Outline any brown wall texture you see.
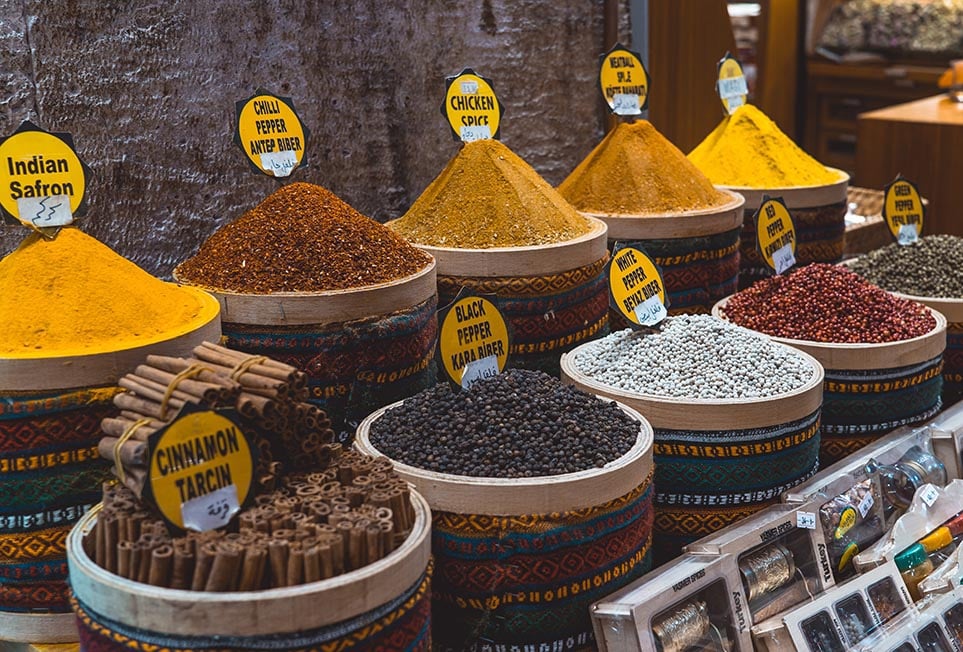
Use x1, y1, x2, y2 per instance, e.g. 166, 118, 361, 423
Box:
0, 0, 628, 276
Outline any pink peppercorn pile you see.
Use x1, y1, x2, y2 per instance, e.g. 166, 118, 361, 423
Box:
721, 263, 935, 343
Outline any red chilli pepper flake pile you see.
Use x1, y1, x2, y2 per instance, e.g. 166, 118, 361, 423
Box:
722, 263, 935, 343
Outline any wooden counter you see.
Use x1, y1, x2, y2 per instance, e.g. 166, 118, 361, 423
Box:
857, 94, 963, 235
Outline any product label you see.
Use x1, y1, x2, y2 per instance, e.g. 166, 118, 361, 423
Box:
442, 69, 504, 142
883, 176, 924, 245
857, 491, 875, 518
717, 52, 749, 115
797, 511, 817, 530
609, 244, 668, 327
0, 121, 89, 232
598, 43, 649, 116
754, 196, 797, 275
920, 484, 940, 507
835, 506, 857, 539
144, 405, 256, 532
235, 90, 308, 178
438, 293, 510, 389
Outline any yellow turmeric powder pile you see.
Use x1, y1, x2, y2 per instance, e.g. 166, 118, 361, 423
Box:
559, 120, 729, 215
389, 139, 591, 248
688, 104, 841, 188
0, 228, 215, 357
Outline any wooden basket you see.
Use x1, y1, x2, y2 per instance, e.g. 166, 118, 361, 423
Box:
580, 189, 745, 241
559, 343, 824, 431
68, 491, 431, 638
0, 611, 78, 644
355, 399, 653, 515
389, 216, 609, 278
712, 297, 947, 371
0, 286, 221, 392
173, 258, 437, 327
719, 168, 850, 210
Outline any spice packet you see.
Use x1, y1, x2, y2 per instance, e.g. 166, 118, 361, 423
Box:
855, 480, 963, 574
591, 554, 751, 652
687, 503, 835, 622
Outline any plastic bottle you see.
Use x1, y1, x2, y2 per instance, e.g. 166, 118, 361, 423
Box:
895, 543, 934, 601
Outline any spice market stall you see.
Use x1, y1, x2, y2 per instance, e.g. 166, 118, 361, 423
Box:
388, 140, 610, 375
356, 369, 654, 651
689, 105, 849, 287
561, 314, 824, 564
715, 263, 947, 465
175, 182, 438, 438
559, 120, 745, 320
0, 228, 220, 642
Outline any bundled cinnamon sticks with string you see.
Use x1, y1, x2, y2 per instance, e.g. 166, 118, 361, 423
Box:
83, 449, 417, 591
99, 342, 335, 495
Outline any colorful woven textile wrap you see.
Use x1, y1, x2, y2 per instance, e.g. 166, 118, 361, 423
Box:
609, 229, 741, 330
820, 356, 944, 466
652, 410, 821, 565
430, 477, 653, 652
223, 296, 438, 436
72, 564, 432, 651
0, 386, 117, 613
739, 201, 846, 288
943, 323, 963, 405
437, 257, 609, 376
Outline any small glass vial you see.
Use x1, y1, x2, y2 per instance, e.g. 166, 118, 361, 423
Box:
895, 543, 935, 602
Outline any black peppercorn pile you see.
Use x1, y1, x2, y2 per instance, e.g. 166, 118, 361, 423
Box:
368, 369, 640, 478
847, 235, 963, 298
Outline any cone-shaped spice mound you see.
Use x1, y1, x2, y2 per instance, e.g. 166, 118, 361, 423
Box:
0, 228, 212, 357
389, 139, 591, 248
176, 182, 432, 293
689, 104, 840, 188
559, 120, 729, 214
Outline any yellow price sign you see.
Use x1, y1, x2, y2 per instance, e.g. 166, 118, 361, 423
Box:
883, 176, 924, 245
755, 196, 797, 275
598, 43, 649, 116
438, 294, 510, 389
0, 121, 89, 232
442, 69, 504, 142
235, 90, 308, 178
608, 245, 668, 327
717, 52, 749, 115
145, 406, 256, 531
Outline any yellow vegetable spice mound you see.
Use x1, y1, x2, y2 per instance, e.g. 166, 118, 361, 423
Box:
390, 139, 591, 248
0, 228, 213, 357
559, 120, 730, 215
688, 104, 840, 188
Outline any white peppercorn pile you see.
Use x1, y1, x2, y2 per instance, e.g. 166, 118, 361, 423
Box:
846, 235, 963, 298
575, 315, 814, 399
367, 369, 639, 478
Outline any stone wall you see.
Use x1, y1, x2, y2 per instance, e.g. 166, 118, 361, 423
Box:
0, 0, 627, 276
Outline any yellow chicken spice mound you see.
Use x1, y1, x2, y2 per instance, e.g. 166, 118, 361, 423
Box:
0, 228, 213, 357
389, 139, 592, 248
559, 120, 730, 214
688, 104, 841, 188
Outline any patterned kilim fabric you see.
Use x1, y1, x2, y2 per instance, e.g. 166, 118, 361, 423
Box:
609, 228, 741, 326
943, 323, 963, 404
437, 257, 610, 376
431, 478, 654, 652
223, 296, 438, 436
652, 410, 821, 565
0, 386, 117, 613
739, 201, 846, 288
819, 356, 944, 466
72, 564, 432, 651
